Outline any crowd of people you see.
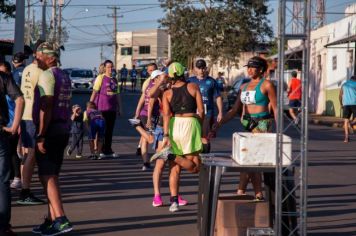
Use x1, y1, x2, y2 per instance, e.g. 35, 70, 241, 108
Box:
0, 35, 312, 235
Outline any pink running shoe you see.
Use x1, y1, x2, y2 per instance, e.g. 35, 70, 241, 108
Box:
152, 195, 163, 207
170, 195, 188, 206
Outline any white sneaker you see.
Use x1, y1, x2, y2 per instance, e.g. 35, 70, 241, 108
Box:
111, 153, 119, 158
128, 118, 141, 127
10, 178, 22, 189
169, 202, 179, 212
150, 146, 172, 162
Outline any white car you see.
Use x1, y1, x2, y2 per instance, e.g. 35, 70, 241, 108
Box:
70, 69, 94, 92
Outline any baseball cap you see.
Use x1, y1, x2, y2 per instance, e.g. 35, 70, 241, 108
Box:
12, 52, 28, 64
168, 62, 185, 78
244, 56, 268, 72
151, 70, 164, 79
195, 59, 207, 69
72, 104, 81, 109
37, 42, 59, 58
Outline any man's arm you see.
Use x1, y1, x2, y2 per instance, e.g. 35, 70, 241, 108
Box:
38, 96, 53, 137
216, 96, 223, 122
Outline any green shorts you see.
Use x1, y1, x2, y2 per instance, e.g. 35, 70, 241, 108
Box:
169, 117, 202, 155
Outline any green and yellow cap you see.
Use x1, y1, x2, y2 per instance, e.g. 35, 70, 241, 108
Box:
168, 62, 185, 78
37, 42, 59, 58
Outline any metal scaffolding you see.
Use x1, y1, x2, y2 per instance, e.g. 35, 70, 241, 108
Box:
276, 0, 311, 236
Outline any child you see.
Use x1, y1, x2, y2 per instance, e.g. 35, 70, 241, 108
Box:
84, 101, 106, 159
67, 104, 84, 158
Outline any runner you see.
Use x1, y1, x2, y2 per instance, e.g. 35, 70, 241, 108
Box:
287, 71, 301, 125
187, 59, 223, 153
130, 65, 138, 92
129, 69, 189, 207
9, 53, 27, 191
119, 64, 128, 91
32, 42, 73, 235
18, 42, 46, 205
150, 62, 204, 212
132, 63, 159, 171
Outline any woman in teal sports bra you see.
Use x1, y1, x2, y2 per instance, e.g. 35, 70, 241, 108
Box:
211, 56, 277, 200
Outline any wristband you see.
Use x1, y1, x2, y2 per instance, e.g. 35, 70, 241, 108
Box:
163, 134, 169, 138
36, 134, 46, 141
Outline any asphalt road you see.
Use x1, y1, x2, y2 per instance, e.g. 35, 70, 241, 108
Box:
10, 90, 356, 235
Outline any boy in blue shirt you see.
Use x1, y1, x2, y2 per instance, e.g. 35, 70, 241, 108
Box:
130, 65, 138, 92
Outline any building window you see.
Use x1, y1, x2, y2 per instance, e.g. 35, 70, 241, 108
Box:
139, 46, 150, 54
332, 56, 337, 70
121, 47, 132, 56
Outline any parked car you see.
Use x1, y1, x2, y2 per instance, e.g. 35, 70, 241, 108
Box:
70, 69, 94, 92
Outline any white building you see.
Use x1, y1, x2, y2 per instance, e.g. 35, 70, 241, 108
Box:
290, 4, 356, 116
311, 4, 356, 116
116, 29, 168, 69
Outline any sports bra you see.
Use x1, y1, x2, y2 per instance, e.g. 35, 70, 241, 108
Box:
170, 84, 197, 115
240, 78, 269, 106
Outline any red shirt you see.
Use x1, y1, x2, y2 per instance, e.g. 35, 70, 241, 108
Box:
288, 78, 301, 100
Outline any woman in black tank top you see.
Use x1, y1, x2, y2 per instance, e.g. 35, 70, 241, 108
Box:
149, 62, 204, 211
170, 84, 197, 115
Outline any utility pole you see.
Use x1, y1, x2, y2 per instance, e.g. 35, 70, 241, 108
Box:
167, 7, 172, 59
114, 7, 117, 69
108, 6, 119, 69
13, 0, 25, 54
51, 0, 57, 44
58, 0, 63, 48
25, 0, 31, 45
41, 0, 47, 40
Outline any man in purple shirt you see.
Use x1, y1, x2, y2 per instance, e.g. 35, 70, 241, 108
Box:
33, 42, 73, 235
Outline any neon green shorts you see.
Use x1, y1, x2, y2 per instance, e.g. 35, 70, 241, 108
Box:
169, 117, 202, 155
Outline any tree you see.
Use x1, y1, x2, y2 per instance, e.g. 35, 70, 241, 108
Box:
0, 0, 15, 18
160, 0, 273, 68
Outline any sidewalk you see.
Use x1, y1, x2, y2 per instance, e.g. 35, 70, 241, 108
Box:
309, 113, 344, 128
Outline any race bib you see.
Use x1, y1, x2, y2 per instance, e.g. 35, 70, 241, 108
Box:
240, 91, 256, 105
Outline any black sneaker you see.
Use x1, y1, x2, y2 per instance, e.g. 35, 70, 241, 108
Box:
32, 217, 52, 234
89, 154, 98, 160
41, 217, 73, 236
17, 193, 45, 205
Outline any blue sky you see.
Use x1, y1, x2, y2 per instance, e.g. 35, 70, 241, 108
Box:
0, 0, 355, 69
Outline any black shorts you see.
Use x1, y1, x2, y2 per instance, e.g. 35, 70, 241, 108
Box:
289, 99, 301, 108
36, 133, 69, 176
343, 105, 356, 119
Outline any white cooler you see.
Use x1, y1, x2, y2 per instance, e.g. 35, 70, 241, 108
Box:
232, 132, 292, 166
